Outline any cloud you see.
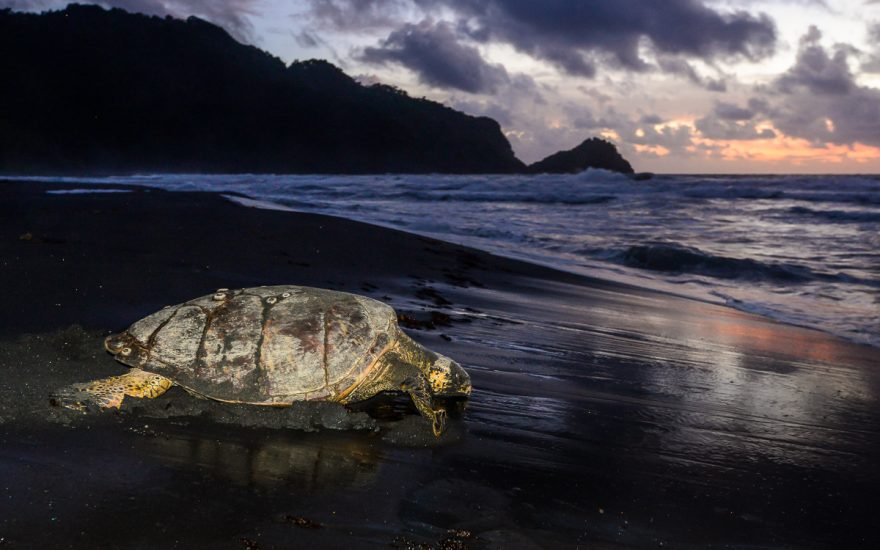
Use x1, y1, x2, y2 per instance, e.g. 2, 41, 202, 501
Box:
656, 56, 727, 91
306, 0, 407, 31
860, 22, 880, 72
309, 0, 777, 78
433, 0, 776, 75
452, 0, 776, 67
694, 115, 775, 140
1, 1, 259, 41
447, 74, 544, 124
359, 18, 509, 93
295, 30, 321, 48
761, 26, 880, 145
625, 120, 698, 154
0, 0, 56, 10
714, 101, 755, 120
442, 73, 632, 163
775, 26, 854, 95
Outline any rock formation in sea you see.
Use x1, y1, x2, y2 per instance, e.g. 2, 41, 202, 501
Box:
527, 138, 634, 174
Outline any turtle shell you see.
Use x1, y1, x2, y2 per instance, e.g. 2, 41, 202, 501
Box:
105, 285, 399, 403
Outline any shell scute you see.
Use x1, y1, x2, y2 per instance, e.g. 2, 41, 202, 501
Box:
194, 293, 264, 391
259, 296, 328, 397
128, 305, 176, 347
149, 305, 207, 373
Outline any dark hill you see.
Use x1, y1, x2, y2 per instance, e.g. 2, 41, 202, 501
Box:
0, 5, 633, 175
528, 138, 634, 174
0, 5, 525, 174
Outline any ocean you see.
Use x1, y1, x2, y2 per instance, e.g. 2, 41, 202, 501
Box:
28, 172, 880, 348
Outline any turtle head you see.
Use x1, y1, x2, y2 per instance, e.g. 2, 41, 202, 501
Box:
104, 333, 141, 364
427, 354, 472, 398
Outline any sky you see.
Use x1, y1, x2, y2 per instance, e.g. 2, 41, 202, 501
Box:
5, 0, 880, 173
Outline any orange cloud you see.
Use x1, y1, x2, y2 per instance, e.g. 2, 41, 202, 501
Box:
646, 118, 880, 166
634, 144, 671, 157
697, 134, 880, 165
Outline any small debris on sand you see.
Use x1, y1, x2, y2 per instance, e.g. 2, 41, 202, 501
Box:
397, 311, 453, 330
415, 286, 453, 306
281, 515, 322, 529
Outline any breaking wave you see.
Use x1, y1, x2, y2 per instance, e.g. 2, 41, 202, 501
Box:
384, 190, 618, 205
604, 243, 878, 288
612, 244, 815, 282
787, 206, 880, 223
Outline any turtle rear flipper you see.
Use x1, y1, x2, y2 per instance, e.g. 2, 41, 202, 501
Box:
52, 368, 173, 411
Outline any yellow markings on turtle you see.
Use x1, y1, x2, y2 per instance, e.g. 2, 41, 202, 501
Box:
427, 356, 454, 393
428, 368, 450, 393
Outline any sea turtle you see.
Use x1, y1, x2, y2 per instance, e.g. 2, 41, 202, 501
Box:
53, 285, 471, 436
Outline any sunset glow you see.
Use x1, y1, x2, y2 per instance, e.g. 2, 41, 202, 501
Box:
707, 136, 880, 165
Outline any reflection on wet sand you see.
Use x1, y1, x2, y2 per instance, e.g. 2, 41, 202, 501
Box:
452, 280, 880, 476
636, 299, 878, 467
136, 429, 384, 491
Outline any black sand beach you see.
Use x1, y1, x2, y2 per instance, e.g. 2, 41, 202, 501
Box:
1, 180, 879, 549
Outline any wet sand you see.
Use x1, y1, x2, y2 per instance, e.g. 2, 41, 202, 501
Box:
1, 180, 879, 548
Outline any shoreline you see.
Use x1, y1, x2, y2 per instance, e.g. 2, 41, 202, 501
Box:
7, 174, 878, 350
2, 180, 879, 548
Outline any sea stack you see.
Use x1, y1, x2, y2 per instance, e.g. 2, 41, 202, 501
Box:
527, 138, 634, 174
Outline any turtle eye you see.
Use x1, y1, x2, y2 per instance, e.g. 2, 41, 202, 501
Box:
120, 347, 132, 356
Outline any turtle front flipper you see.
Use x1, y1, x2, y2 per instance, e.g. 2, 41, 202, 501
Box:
52, 368, 173, 411
400, 376, 448, 437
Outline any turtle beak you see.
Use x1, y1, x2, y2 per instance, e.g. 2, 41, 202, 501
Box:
104, 333, 128, 355
447, 359, 471, 397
